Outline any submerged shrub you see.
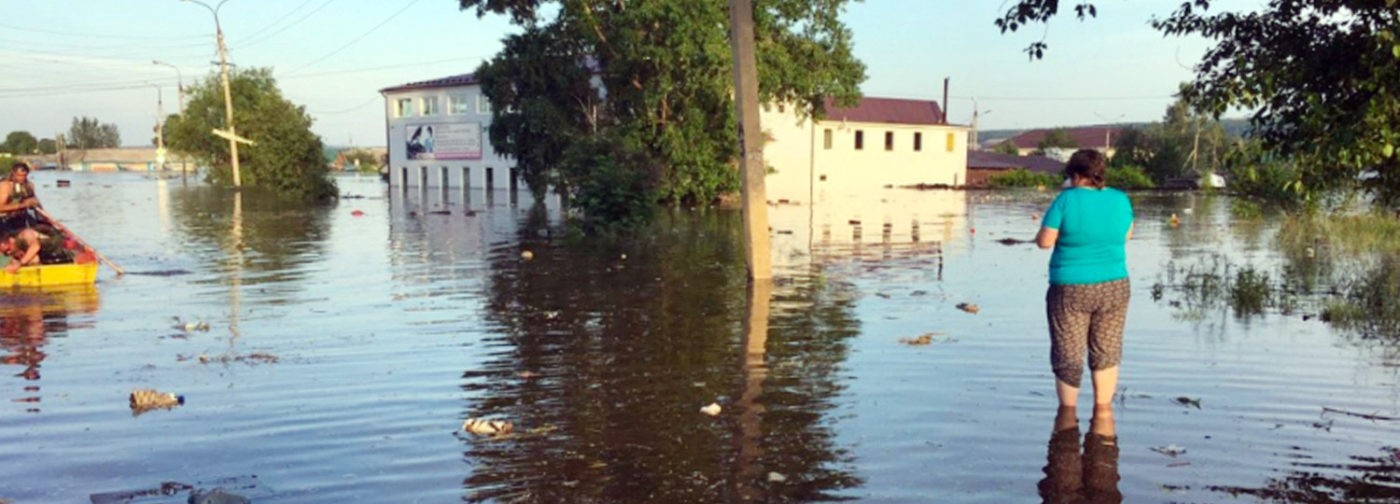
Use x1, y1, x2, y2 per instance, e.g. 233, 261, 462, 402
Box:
1105, 165, 1155, 190
988, 168, 1060, 188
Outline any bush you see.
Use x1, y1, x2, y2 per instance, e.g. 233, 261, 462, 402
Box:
559, 132, 659, 233
1105, 165, 1155, 190
988, 168, 1061, 188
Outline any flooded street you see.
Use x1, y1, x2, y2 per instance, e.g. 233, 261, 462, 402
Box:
1, 172, 1396, 503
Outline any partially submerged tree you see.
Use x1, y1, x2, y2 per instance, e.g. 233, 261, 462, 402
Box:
165, 67, 336, 200
998, 0, 1400, 207
1036, 127, 1078, 153
461, 0, 866, 226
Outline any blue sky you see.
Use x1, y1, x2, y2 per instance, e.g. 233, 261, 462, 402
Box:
0, 0, 1239, 148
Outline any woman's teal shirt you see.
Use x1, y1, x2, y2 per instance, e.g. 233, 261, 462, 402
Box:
1041, 187, 1133, 285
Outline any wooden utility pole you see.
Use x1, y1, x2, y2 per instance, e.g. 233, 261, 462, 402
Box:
728, 0, 771, 281
187, 0, 241, 187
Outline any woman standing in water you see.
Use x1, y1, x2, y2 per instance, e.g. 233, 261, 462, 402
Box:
1035, 149, 1134, 413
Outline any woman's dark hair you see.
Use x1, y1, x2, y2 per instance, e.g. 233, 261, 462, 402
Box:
1064, 149, 1107, 189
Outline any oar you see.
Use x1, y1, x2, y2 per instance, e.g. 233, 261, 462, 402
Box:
34, 207, 125, 276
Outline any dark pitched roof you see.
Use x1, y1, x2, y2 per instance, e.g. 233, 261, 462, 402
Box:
967, 151, 1064, 175
1002, 127, 1120, 150
379, 73, 478, 94
823, 97, 946, 126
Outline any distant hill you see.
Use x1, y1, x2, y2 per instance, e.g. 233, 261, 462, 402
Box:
980, 118, 1254, 146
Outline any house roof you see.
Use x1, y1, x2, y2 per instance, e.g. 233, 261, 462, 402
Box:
380, 73, 478, 94
823, 97, 946, 126
1002, 127, 1120, 150
967, 151, 1064, 175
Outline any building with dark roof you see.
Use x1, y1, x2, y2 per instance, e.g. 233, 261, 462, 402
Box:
995, 126, 1121, 157
965, 151, 1064, 188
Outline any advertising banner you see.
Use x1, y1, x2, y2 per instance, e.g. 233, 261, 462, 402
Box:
406, 122, 481, 160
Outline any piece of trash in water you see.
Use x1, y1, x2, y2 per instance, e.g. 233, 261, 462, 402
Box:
898, 333, 939, 346
176, 320, 210, 332
521, 250, 535, 260
1169, 213, 1181, 227
462, 418, 514, 436
1151, 444, 1187, 457
57, 179, 72, 188
620, 253, 628, 260
700, 402, 722, 416
767, 472, 787, 483
1032, 213, 1040, 220
956, 302, 980, 314
995, 237, 1028, 246
130, 388, 185, 414
1174, 396, 1202, 409
351, 209, 365, 217
518, 370, 539, 379
90, 475, 265, 504
875, 292, 891, 299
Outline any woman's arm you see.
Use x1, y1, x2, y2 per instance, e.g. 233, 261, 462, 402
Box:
1036, 226, 1059, 249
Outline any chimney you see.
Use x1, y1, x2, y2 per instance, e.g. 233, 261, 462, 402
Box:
942, 77, 950, 124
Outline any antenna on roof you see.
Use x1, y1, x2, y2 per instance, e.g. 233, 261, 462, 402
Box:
942, 77, 950, 124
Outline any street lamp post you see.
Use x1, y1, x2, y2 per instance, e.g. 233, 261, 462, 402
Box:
1095, 112, 1126, 153
182, 0, 240, 188
152, 60, 184, 111
150, 84, 166, 170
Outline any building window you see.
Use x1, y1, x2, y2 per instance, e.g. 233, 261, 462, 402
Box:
477, 95, 491, 114
914, 132, 923, 151
823, 129, 833, 150
448, 95, 470, 114
395, 98, 414, 118
855, 130, 864, 150
420, 97, 440, 116
884, 131, 894, 151
946, 132, 955, 152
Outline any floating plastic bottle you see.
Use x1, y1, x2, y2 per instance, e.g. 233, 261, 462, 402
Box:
130, 389, 185, 414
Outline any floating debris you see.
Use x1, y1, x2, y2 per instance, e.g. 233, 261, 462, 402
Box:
1174, 396, 1202, 409
956, 302, 980, 314
176, 320, 210, 332
1151, 444, 1187, 457
189, 488, 251, 504
130, 388, 184, 415
521, 250, 535, 260
462, 418, 514, 436
898, 333, 940, 346
767, 472, 787, 483
995, 237, 1029, 246
1169, 213, 1181, 228
351, 210, 365, 217
700, 402, 722, 416
517, 370, 539, 379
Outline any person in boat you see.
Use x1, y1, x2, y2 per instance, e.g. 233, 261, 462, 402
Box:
0, 228, 77, 273
0, 162, 43, 237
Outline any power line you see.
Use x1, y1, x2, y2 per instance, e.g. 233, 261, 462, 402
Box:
232, 0, 340, 50
949, 94, 1170, 102
283, 0, 424, 76
0, 21, 206, 41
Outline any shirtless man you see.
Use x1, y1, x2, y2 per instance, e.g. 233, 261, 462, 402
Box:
0, 162, 41, 237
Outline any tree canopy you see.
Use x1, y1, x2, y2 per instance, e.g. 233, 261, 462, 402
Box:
165, 67, 336, 200
461, 0, 866, 226
2, 131, 38, 155
67, 117, 120, 149
999, 0, 1400, 207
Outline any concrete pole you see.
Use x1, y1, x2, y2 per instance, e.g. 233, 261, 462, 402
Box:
728, 0, 771, 281
216, 22, 240, 187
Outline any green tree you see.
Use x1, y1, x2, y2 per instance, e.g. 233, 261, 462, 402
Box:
460, 0, 867, 226
67, 117, 120, 149
165, 67, 336, 199
1036, 127, 1078, 153
37, 138, 56, 155
1144, 96, 1227, 183
998, 0, 1400, 207
991, 141, 1021, 156
1110, 126, 1153, 168
2, 131, 38, 154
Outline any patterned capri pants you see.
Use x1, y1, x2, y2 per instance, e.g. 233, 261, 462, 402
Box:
1046, 278, 1130, 387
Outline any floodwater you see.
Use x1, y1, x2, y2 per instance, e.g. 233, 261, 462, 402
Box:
1, 172, 1396, 503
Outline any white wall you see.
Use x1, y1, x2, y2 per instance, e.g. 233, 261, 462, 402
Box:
383, 84, 516, 191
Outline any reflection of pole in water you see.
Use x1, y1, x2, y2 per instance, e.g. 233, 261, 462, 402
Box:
156, 178, 171, 234
229, 191, 243, 344
732, 279, 772, 501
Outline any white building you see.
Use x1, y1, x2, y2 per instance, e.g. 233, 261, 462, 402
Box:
380, 74, 969, 214
380, 74, 519, 192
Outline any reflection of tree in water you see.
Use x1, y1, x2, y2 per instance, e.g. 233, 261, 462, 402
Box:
0, 287, 98, 413
460, 211, 861, 502
1206, 445, 1400, 502
169, 186, 332, 285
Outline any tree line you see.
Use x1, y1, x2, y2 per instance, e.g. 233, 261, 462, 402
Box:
2, 117, 123, 156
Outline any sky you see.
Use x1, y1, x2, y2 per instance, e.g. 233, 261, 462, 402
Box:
0, 0, 1247, 149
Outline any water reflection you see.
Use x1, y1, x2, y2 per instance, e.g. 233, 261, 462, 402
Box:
169, 186, 331, 286
0, 285, 99, 412
456, 210, 860, 502
1038, 407, 1121, 504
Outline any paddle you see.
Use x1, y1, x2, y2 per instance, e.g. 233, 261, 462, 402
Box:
34, 207, 125, 276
